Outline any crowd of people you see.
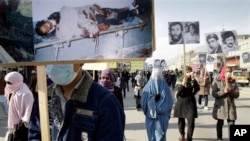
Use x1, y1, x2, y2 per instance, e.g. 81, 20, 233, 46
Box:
0, 62, 240, 141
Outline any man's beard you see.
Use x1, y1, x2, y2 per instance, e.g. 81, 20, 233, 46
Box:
172, 34, 182, 42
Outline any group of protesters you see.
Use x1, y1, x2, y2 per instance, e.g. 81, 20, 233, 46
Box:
0, 62, 239, 141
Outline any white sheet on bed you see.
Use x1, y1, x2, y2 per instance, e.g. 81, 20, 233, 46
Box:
56, 6, 99, 40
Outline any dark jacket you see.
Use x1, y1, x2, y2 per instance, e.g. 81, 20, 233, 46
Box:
28, 71, 125, 141
119, 76, 127, 89
173, 77, 200, 119
210, 45, 223, 54
212, 79, 239, 120
0, 76, 5, 94
113, 86, 124, 108
29, 74, 37, 93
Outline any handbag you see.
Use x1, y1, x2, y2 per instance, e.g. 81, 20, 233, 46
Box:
6, 94, 28, 141
5, 131, 13, 141
13, 122, 28, 141
134, 86, 141, 96
5, 122, 28, 141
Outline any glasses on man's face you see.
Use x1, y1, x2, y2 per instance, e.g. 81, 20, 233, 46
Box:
101, 77, 110, 80
5, 81, 12, 85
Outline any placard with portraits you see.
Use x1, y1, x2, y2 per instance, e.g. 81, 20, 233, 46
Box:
241, 51, 250, 64
198, 52, 206, 65
168, 21, 200, 45
153, 59, 167, 70
205, 30, 238, 54
206, 53, 215, 64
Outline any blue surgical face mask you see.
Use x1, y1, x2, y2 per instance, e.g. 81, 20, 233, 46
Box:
46, 64, 77, 85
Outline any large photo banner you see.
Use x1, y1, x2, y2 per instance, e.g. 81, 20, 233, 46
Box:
205, 30, 238, 54
0, 0, 34, 63
32, 0, 153, 62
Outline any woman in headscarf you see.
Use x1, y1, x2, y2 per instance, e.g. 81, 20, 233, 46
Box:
212, 66, 239, 141
197, 68, 210, 110
4, 71, 34, 141
141, 68, 173, 141
134, 70, 147, 110
99, 69, 124, 108
173, 66, 200, 141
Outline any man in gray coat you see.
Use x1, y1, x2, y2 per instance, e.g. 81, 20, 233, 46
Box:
212, 67, 239, 141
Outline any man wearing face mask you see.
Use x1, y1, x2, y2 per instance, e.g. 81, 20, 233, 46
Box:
28, 64, 125, 141
212, 67, 239, 141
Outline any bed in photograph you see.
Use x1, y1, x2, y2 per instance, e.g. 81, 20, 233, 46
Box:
34, 16, 146, 55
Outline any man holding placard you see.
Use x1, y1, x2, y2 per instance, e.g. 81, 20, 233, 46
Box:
28, 64, 125, 141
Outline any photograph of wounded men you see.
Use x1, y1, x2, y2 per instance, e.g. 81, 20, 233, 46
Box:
33, 0, 153, 61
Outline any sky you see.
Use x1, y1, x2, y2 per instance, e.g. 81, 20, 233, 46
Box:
148, 0, 250, 63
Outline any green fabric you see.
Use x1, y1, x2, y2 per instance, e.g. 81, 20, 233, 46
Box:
17, 2, 32, 17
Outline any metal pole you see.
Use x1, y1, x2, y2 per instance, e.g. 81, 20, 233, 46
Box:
93, 70, 95, 80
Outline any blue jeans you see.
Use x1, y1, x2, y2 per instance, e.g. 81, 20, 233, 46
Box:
0, 95, 8, 115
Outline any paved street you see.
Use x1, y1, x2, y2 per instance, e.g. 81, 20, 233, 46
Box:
124, 85, 250, 141
0, 85, 249, 141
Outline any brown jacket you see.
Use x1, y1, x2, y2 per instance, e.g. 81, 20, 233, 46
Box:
198, 76, 210, 95
212, 79, 239, 120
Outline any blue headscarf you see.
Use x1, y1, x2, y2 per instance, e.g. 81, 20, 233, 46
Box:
141, 68, 173, 141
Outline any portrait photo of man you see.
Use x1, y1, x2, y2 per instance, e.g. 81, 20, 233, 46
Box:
205, 33, 223, 54
153, 59, 161, 68
184, 22, 200, 44
221, 30, 238, 53
168, 22, 184, 45
206, 54, 215, 64
198, 53, 206, 65
242, 52, 250, 63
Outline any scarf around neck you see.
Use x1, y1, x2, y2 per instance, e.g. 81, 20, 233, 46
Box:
99, 69, 115, 92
